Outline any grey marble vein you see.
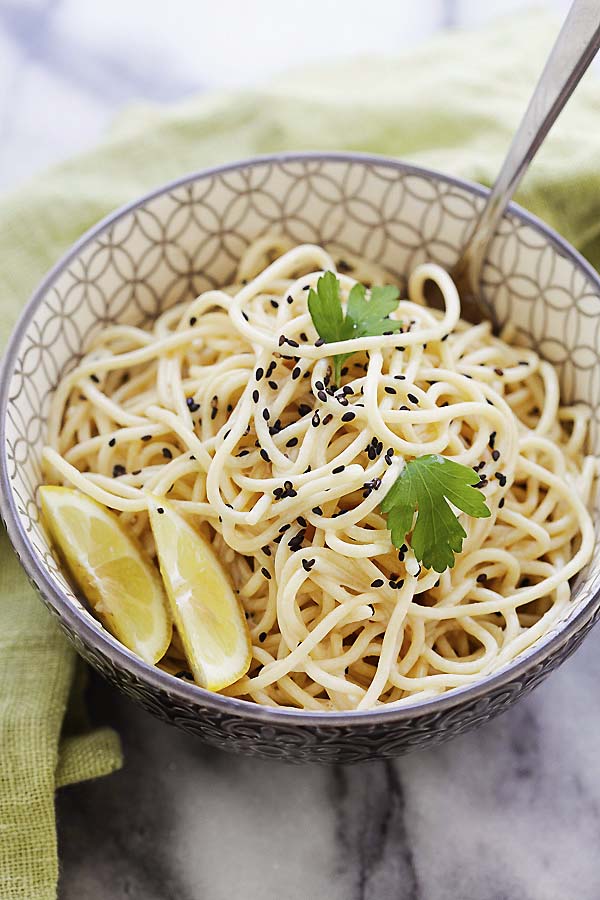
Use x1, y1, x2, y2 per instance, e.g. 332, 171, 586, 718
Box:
330, 763, 418, 900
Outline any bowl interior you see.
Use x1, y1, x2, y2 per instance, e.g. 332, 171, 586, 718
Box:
5, 154, 600, 700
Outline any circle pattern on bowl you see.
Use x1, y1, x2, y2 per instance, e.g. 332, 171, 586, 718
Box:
4, 155, 600, 762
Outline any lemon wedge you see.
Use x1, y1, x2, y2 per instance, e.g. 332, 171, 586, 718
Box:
39, 486, 172, 664
147, 498, 251, 691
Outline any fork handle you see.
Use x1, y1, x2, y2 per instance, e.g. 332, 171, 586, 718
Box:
460, 0, 600, 296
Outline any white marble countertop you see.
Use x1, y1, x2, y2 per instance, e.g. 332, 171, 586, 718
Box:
2, 2, 599, 898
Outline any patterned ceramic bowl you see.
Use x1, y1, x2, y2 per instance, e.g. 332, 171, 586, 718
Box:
2, 153, 600, 764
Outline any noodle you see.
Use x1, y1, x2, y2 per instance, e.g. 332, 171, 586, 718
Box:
42, 240, 596, 711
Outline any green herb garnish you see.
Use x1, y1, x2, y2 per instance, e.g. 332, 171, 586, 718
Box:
380, 454, 491, 573
308, 271, 402, 384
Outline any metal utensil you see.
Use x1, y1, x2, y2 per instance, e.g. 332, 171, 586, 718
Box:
426, 0, 600, 326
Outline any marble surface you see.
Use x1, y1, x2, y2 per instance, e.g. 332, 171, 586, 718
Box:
2, 1, 599, 898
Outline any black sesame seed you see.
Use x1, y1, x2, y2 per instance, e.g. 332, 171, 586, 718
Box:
317, 390, 328, 402
292, 367, 301, 380
238, 449, 249, 457
298, 403, 311, 417
259, 631, 267, 642
385, 386, 396, 395
112, 464, 126, 478
211, 407, 217, 420
189, 316, 197, 326
492, 449, 500, 462
175, 670, 194, 680
162, 447, 173, 459
157, 507, 164, 515
287, 338, 299, 348
268, 380, 278, 390
255, 367, 264, 380
312, 506, 323, 515
262, 408, 270, 421
242, 312, 249, 321
270, 299, 279, 309
252, 389, 259, 403
476, 573, 487, 583
322, 413, 333, 425
332, 465, 345, 474
279, 523, 291, 533
499, 498, 505, 508
108, 437, 116, 447
132, 469, 141, 476
341, 411, 356, 422
286, 295, 293, 304
312, 412, 320, 427
278, 335, 286, 346
262, 545, 272, 556
297, 516, 307, 528
286, 437, 299, 448
371, 579, 384, 588
260, 449, 270, 462
494, 367, 504, 376
407, 393, 419, 404
90, 374, 99, 383
261, 567, 271, 580
315, 338, 325, 347
289, 530, 306, 551
394, 374, 406, 380
489, 432, 497, 449
302, 285, 310, 291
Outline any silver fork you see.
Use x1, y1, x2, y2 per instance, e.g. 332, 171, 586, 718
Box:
425, 0, 600, 327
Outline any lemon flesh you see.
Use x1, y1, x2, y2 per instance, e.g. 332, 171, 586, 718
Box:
39, 486, 172, 664
148, 498, 251, 691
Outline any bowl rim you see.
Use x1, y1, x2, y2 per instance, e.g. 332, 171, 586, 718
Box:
2, 149, 600, 727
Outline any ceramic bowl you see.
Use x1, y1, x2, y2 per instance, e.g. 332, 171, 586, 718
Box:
2, 153, 600, 764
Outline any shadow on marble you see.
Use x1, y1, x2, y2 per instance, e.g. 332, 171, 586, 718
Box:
57, 636, 600, 900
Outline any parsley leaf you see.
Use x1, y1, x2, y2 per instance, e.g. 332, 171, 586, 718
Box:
380, 454, 491, 573
308, 272, 402, 384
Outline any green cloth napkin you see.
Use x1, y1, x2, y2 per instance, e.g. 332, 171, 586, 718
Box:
2, 12, 600, 898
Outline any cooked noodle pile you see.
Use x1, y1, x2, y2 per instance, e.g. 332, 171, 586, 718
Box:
43, 239, 596, 710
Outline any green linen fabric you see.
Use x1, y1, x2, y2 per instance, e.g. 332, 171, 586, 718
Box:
1, 12, 599, 898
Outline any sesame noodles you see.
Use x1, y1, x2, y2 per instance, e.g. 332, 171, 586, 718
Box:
42, 240, 596, 711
